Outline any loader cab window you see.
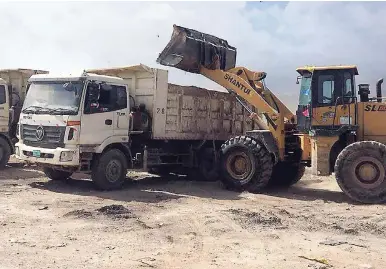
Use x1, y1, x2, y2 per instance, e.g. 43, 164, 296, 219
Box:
0, 85, 5, 105
84, 82, 127, 114
343, 72, 355, 101
318, 75, 335, 105
311, 69, 356, 108
298, 75, 312, 106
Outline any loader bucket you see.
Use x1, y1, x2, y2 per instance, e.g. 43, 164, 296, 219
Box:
156, 24, 237, 73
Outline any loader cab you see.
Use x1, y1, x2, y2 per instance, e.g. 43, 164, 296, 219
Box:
295, 65, 358, 133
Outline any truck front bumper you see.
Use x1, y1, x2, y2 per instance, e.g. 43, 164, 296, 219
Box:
14, 142, 80, 167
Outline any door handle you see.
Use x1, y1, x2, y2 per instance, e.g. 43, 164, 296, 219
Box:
105, 119, 112, 125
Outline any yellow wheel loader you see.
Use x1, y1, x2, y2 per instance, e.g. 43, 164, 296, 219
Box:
156, 25, 385, 204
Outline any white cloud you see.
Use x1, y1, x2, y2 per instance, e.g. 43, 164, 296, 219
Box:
0, 1, 385, 112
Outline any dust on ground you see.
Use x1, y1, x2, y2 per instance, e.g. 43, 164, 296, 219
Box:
0, 156, 385, 269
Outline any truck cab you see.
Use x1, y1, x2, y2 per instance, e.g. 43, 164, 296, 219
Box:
296, 65, 358, 134
0, 78, 11, 167
0, 69, 49, 169
15, 71, 131, 178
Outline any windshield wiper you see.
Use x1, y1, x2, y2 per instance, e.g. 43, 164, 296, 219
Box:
22, 105, 51, 114
48, 107, 77, 115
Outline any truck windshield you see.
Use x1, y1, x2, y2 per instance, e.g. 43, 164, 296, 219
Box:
22, 81, 84, 115
298, 75, 312, 106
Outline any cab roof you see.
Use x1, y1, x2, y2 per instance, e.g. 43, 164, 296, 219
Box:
29, 71, 125, 85
296, 65, 358, 76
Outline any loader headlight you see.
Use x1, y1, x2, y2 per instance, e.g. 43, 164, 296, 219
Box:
60, 151, 75, 162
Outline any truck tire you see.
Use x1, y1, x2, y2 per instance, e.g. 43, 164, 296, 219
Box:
91, 149, 128, 191
220, 136, 273, 193
195, 147, 219, 181
335, 141, 386, 204
0, 137, 11, 170
43, 167, 73, 181
269, 162, 305, 188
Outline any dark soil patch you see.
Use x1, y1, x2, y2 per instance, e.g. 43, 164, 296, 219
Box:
63, 209, 93, 219
96, 204, 134, 220
227, 208, 284, 228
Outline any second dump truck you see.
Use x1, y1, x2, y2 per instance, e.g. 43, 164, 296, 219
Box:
14, 64, 255, 189
0, 69, 48, 169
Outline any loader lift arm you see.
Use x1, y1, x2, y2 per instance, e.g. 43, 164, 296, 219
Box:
199, 65, 292, 160
157, 24, 305, 191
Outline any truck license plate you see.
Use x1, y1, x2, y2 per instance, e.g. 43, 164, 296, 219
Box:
32, 150, 41, 157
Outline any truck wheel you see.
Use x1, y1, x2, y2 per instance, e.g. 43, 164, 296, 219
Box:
0, 137, 11, 170
43, 167, 73, 180
269, 162, 305, 188
197, 147, 219, 181
220, 136, 273, 193
335, 141, 386, 204
91, 149, 128, 191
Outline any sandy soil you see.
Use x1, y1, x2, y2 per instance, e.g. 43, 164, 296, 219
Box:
0, 157, 385, 269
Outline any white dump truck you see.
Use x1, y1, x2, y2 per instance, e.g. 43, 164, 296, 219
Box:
0, 69, 49, 169
15, 64, 256, 190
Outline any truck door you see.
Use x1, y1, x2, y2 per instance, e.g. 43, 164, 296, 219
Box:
0, 84, 9, 133
112, 85, 130, 139
80, 82, 116, 145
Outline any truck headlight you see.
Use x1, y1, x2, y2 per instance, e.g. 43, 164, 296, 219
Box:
60, 151, 75, 162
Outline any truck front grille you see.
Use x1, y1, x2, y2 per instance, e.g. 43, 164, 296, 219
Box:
21, 124, 66, 149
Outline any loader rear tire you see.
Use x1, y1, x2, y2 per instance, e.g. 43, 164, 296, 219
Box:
91, 149, 128, 191
269, 162, 305, 188
0, 137, 11, 170
335, 141, 386, 204
43, 167, 73, 181
220, 136, 273, 193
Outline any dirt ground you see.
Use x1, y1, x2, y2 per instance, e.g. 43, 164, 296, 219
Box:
0, 157, 385, 269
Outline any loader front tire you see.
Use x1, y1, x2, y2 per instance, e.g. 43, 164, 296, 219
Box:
269, 162, 305, 188
91, 149, 127, 191
335, 141, 386, 204
220, 136, 273, 193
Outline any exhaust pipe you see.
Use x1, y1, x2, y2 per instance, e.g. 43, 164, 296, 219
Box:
376, 78, 384, 103
156, 24, 237, 74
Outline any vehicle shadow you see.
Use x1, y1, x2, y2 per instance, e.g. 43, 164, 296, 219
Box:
0, 162, 43, 180
28, 173, 243, 203
265, 184, 366, 205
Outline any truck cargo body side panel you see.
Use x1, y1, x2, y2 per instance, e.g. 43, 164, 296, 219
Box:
159, 84, 254, 140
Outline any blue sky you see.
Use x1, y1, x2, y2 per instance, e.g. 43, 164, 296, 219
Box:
0, 1, 385, 111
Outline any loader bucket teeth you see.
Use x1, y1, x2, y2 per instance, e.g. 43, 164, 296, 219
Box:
156, 24, 237, 73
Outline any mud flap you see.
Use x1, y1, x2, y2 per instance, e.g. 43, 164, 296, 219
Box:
156, 24, 237, 73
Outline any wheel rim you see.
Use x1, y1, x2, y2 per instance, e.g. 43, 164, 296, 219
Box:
226, 151, 253, 183
351, 156, 385, 189
105, 159, 122, 183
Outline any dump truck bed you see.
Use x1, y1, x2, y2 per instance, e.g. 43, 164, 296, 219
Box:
87, 64, 255, 141
0, 69, 49, 104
